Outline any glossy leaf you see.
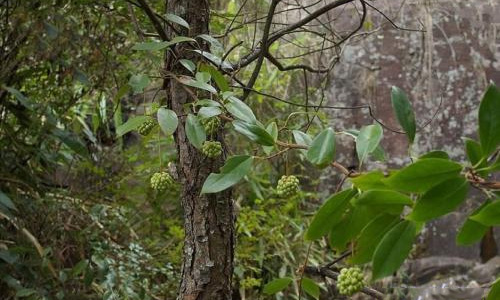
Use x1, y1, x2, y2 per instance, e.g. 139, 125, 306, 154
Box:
0, 191, 17, 212
185, 114, 206, 149
157, 108, 178, 135
293, 130, 312, 155
306, 128, 336, 168
372, 220, 417, 280
470, 199, 500, 226
178, 76, 217, 94
201, 155, 253, 194
350, 171, 388, 190
301, 277, 320, 300
354, 190, 413, 206
391, 86, 416, 143
487, 277, 500, 300
356, 124, 383, 164
116, 116, 151, 137
305, 189, 357, 240
199, 63, 230, 92
233, 121, 275, 146
179, 59, 196, 73
263, 277, 293, 295
456, 202, 490, 245
193, 50, 232, 70
225, 96, 256, 123
131, 36, 195, 51
329, 205, 376, 251
478, 84, 500, 156
382, 158, 463, 193
408, 177, 468, 222
52, 128, 89, 158
419, 150, 449, 160
198, 107, 222, 119
350, 214, 399, 264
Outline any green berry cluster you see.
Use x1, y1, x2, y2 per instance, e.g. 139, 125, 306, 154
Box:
202, 141, 222, 158
337, 267, 365, 296
138, 119, 156, 136
201, 117, 220, 135
276, 175, 300, 197
150, 172, 174, 192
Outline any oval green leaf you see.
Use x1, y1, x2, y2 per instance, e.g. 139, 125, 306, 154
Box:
306, 128, 336, 168
408, 177, 468, 222
116, 116, 152, 137
372, 220, 417, 280
382, 158, 463, 193
456, 201, 490, 246
305, 189, 357, 240
478, 84, 500, 156
225, 96, 256, 123
263, 277, 293, 295
185, 114, 206, 149
301, 277, 320, 300
356, 124, 383, 164
470, 199, 500, 226
201, 155, 253, 194
157, 108, 178, 135
233, 120, 275, 146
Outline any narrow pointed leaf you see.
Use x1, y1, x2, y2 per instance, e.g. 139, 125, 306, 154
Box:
372, 220, 417, 280
408, 177, 468, 221
301, 277, 320, 300
382, 158, 463, 193
263, 277, 293, 295
165, 13, 190, 29
306, 189, 357, 240
391, 86, 416, 143
233, 120, 275, 146
116, 116, 151, 137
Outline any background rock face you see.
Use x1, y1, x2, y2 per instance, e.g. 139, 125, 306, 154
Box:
325, 0, 500, 259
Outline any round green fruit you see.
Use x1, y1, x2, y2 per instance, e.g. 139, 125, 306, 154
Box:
202, 141, 223, 158
337, 267, 365, 296
276, 175, 300, 197
201, 117, 221, 135
150, 172, 174, 192
137, 119, 156, 136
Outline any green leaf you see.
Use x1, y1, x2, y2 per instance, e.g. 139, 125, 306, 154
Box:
195, 99, 221, 107
233, 121, 275, 146
293, 130, 312, 155
199, 63, 230, 92
372, 220, 417, 280
456, 202, 490, 246
478, 84, 500, 156
165, 13, 190, 29
0, 191, 17, 212
419, 150, 449, 160
185, 114, 206, 149
128, 74, 150, 93
353, 190, 413, 206
131, 37, 195, 51
4, 86, 34, 109
201, 155, 253, 194
356, 124, 383, 164
225, 96, 256, 123
157, 108, 178, 135
16, 288, 37, 298
408, 177, 468, 222
487, 277, 500, 300
382, 158, 463, 193
178, 76, 217, 94
344, 129, 385, 161
197, 34, 223, 49
263, 277, 293, 295
305, 189, 357, 240
470, 199, 500, 226
198, 106, 222, 119
263, 122, 278, 155
391, 86, 416, 144
193, 50, 232, 70
196, 71, 211, 83
179, 59, 196, 73
116, 116, 152, 137
350, 171, 388, 190
301, 277, 320, 300
329, 205, 377, 251
350, 214, 399, 264
52, 128, 89, 158
306, 128, 336, 168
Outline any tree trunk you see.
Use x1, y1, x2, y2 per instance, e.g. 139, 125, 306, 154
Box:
163, 1, 234, 299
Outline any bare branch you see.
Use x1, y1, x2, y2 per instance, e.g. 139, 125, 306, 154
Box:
135, 0, 169, 41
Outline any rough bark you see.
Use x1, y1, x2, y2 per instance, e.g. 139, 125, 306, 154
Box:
163, 1, 234, 299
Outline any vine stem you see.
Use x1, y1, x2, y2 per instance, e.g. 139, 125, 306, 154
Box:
297, 242, 313, 300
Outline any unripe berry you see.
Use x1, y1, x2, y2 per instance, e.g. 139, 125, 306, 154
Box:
337, 267, 365, 296
201, 117, 221, 135
276, 175, 300, 197
202, 141, 223, 158
150, 172, 174, 192
137, 119, 157, 136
